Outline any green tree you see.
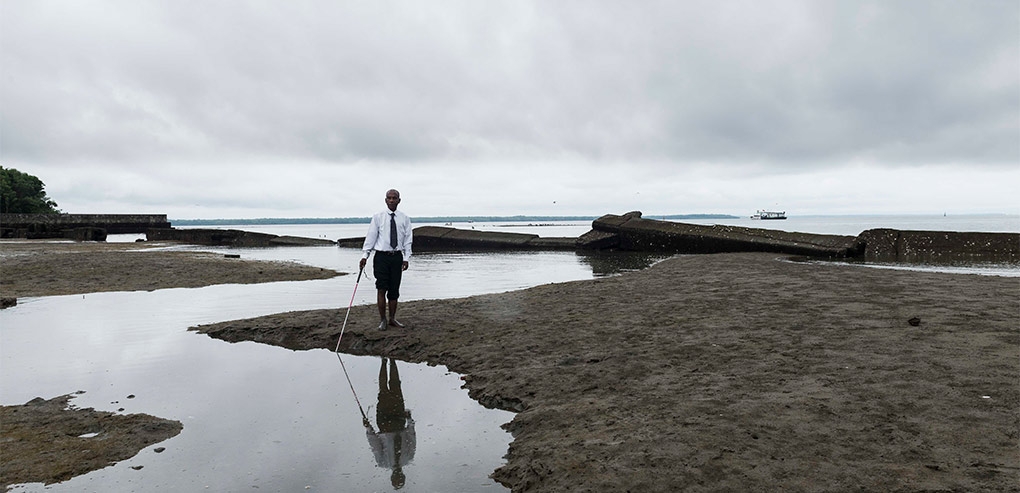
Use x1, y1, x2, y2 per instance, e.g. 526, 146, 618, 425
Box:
0, 167, 60, 214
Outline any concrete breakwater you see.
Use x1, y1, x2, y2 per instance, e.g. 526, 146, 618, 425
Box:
581, 212, 1018, 263
146, 228, 336, 247
7, 211, 1013, 263
855, 228, 1019, 263
337, 215, 857, 257
336, 225, 576, 251
580, 211, 860, 257
337, 211, 1017, 264
0, 213, 171, 239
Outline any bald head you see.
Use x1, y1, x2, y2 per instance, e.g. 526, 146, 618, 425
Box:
385, 189, 401, 211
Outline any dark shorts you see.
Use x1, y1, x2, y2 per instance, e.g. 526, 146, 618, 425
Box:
373, 251, 403, 300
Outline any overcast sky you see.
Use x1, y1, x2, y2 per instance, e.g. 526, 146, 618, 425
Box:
2, 0, 1017, 219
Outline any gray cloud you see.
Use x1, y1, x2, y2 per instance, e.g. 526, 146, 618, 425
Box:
2, 0, 1017, 217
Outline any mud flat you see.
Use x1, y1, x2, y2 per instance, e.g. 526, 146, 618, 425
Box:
0, 239, 344, 488
0, 394, 182, 490
0, 239, 342, 300
195, 252, 1020, 492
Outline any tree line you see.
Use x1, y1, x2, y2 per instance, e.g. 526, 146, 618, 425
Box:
0, 167, 60, 214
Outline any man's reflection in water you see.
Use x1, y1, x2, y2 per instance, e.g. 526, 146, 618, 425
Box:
364, 357, 416, 489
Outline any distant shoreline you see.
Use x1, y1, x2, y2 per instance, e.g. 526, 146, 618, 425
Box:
170, 214, 740, 226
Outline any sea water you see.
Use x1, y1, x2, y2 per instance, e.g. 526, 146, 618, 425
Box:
3, 214, 1016, 491
0, 241, 666, 492
670, 213, 1020, 237
161, 213, 1020, 240
164, 213, 1019, 277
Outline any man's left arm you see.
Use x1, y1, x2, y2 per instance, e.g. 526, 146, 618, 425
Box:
401, 215, 413, 270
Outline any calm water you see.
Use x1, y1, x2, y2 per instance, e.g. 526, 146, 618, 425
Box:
168, 214, 1019, 277
160, 213, 1020, 240
671, 213, 1020, 236
0, 240, 666, 492
2, 214, 1016, 491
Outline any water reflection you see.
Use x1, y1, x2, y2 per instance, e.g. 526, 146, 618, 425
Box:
337, 353, 372, 427
366, 357, 416, 489
831, 258, 1020, 277
575, 250, 672, 277
2, 281, 516, 492
2, 244, 669, 491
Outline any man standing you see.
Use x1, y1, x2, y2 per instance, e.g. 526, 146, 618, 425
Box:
360, 189, 412, 330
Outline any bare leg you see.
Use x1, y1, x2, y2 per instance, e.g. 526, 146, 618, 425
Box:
377, 290, 387, 322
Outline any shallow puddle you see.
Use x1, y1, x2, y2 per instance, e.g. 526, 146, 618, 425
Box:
8, 220, 1010, 489
1, 246, 663, 491
1, 286, 517, 491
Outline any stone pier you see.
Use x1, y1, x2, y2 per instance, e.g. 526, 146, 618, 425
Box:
0, 213, 171, 239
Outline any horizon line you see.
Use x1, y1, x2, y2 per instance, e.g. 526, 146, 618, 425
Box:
169, 213, 740, 225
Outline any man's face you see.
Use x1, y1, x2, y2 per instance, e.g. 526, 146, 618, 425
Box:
385, 191, 401, 211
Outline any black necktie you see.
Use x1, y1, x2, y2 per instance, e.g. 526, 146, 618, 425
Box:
389, 213, 398, 249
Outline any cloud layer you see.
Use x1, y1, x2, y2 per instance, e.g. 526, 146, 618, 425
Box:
3, 0, 1017, 217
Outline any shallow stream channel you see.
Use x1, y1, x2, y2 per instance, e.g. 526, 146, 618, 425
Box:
1, 236, 665, 492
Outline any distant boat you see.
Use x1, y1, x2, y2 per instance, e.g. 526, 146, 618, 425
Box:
751, 210, 787, 220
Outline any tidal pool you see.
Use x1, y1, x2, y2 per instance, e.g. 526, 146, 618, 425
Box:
1, 289, 512, 492
1, 245, 666, 491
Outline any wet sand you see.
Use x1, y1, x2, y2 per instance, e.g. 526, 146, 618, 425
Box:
0, 239, 342, 299
2, 239, 1017, 491
0, 394, 182, 490
197, 252, 1019, 492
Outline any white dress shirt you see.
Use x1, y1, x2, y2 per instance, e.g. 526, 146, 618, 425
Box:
365, 417, 416, 468
362, 209, 413, 259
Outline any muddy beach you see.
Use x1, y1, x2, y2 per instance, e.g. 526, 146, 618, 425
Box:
197, 252, 1019, 492
2, 239, 1018, 491
0, 239, 342, 489
0, 240, 341, 300
0, 394, 182, 490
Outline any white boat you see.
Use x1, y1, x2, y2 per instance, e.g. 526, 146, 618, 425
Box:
751, 210, 787, 220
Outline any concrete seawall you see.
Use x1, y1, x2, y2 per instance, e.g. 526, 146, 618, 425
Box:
335, 213, 1017, 264
14, 211, 1006, 263
336, 225, 576, 251
579, 211, 859, 258
146, 228, 335, 247
410, 226, 576, 250
1, 213, 171, 239
855, 228, 1019, 263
